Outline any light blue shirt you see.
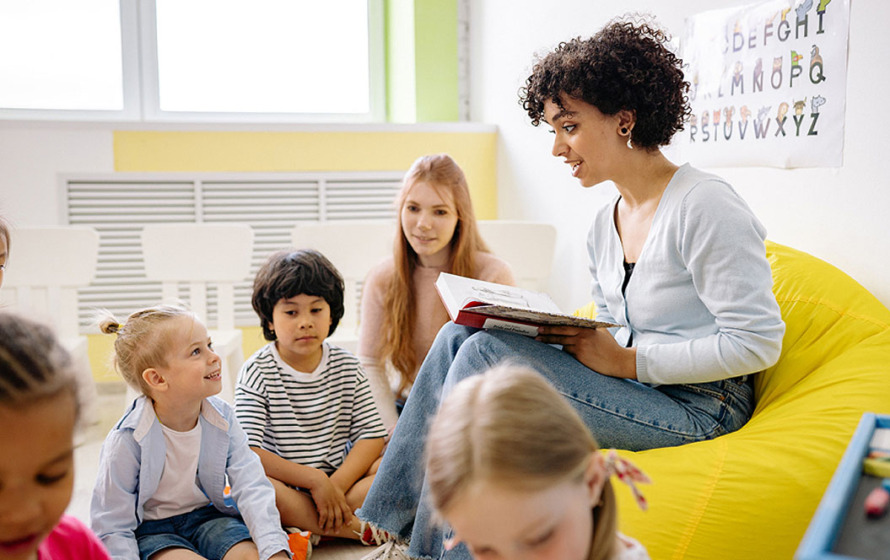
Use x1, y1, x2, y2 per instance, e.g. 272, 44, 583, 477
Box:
90, 396, 290, 560
588, 164, 785, 385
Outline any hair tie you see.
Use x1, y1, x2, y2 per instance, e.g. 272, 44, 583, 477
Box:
605, 449, 651, 511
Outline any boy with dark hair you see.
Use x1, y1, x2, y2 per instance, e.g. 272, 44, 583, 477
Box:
235, 249, 388, 546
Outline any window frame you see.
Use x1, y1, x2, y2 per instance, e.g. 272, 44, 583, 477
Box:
0, 0, 141, 122
0, 0, 385, 123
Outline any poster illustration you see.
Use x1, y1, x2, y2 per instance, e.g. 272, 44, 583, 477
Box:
679, 0, 850, 168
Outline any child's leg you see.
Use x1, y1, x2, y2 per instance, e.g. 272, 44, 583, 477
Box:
222, 542, 291, 560
151, 549, 206, 560
345, 476, 374, 511
270, 478, 363, 540
344, 458, 382, 511
221, 540, 258, 560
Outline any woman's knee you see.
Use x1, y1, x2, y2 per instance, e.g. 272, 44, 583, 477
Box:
433, 322, 478, 350
444, 331, 517, 385
456, 330, 544, 367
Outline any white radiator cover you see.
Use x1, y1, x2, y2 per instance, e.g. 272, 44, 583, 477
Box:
62, 171, 403, 330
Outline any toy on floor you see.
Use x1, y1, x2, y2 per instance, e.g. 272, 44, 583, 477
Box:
286, 528, 316, 560
864, 479, 890, 518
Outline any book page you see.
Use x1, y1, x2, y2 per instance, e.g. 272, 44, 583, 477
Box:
437, 272, 561, 313
470, 305, 618, 329
436, 272, 621, 332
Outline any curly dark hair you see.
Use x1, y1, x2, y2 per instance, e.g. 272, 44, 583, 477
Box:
251, 248, 345, 341
519, 16, 691, 149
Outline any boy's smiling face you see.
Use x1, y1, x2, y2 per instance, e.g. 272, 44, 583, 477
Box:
271, 294, 332, 373
148, 316, 222, 404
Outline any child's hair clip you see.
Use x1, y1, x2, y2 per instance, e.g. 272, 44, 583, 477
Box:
605, 449, 652, 511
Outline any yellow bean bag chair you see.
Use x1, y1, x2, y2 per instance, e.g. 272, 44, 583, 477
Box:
578, 241, 890, 559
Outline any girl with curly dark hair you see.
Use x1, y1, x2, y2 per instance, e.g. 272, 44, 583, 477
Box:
356, 18, 783, 560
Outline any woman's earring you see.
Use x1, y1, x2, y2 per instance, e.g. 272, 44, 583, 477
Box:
621, 127, 633, 149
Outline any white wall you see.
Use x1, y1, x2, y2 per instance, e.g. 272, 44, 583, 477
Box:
0, 125, 114, 226
2, 1, 888, 313
470, 0, 890, 311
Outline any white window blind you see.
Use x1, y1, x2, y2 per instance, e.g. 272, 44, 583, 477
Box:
63, 172, 402, 329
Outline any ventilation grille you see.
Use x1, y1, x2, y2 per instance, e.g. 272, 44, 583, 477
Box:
63, 172, 402, 329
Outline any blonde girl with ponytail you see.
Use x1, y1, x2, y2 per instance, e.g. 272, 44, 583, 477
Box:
425, 364, 650, 560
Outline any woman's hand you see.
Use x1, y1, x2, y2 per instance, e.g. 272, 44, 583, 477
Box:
308, 473, 354, 532
536, 326, 637, 379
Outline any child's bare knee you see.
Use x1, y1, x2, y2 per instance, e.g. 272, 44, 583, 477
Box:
222, 540, 259, 560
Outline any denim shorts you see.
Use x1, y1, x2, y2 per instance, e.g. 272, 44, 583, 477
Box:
135, 505, 252, 560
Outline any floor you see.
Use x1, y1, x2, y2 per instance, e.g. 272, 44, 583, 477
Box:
70, 385, 369, 560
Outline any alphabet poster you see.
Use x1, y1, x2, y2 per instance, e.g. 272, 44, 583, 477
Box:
679, 0, 850, 168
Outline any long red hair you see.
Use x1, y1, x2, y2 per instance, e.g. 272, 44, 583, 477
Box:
381, 154, 489, 394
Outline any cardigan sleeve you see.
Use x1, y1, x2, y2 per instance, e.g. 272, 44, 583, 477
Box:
224, 408, 291, 560
357, 260, 390, 363
635, 182, 785, 384
356, 260, 399, 430
586, 211, 621, 331
89, 430, 142, 559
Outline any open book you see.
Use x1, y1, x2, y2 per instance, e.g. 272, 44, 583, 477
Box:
435, 272, 619, 337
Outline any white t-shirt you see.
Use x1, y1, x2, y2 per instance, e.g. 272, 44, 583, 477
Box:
142, 420, 211, 520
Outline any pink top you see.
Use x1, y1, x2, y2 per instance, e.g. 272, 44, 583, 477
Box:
39, 515, 111, 560
358, 252, 514, 428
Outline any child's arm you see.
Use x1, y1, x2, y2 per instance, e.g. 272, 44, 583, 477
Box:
340, 363, 389, 491
251, 445, 329, 489
251, 446, 353, 532
357, 267, 399, 431
329, 437, 385, 493
225, 414, 292, 560
89, 430, 142, 559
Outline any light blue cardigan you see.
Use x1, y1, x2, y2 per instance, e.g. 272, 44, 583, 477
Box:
90, 395, 290, 560
588, 163, 785, 385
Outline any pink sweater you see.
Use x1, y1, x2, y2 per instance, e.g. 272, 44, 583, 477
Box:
358, 252, 514, 428
39, 515, 110, 560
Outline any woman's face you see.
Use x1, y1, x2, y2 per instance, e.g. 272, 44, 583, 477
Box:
400, 180, 459, 268
444, 457, 605, 560
0, 394, 76, 560
544, 96, 624, 188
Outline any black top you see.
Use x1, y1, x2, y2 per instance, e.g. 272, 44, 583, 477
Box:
622, 261, 635, 348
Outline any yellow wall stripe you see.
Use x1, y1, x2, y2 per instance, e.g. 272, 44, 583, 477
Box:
113, 130, 498, 218
94, 129, 499, 384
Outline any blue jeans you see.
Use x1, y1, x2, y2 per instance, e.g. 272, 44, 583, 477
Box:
357, 324, 754, 560
135, 505, 252, 560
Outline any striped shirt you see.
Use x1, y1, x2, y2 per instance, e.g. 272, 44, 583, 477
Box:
235, 341, 387, 475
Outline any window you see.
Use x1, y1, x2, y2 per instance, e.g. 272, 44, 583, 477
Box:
0, 0, 136, 120
0, 0, 383, 122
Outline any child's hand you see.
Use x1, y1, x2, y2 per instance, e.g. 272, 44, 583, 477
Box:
309, 475, 354, 532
